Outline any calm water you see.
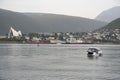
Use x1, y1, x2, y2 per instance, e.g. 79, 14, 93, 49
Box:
0, 44, 120, 80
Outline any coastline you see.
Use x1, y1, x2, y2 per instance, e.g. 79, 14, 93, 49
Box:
0, 40, 119, 45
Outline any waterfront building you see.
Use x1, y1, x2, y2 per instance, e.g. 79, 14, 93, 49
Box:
8, 27, 22, 38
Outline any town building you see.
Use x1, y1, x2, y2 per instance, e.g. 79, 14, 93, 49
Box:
8, 27, 22, 38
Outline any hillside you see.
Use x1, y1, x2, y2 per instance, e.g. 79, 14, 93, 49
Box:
93, 18, 120, 42
97, 18, 120, 31
0, 9, 44, 35
24, 13, 107, 32
0, 8, 107, 35
95, 6, 120, 22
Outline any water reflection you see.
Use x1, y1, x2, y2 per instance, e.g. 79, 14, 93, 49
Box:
87, 56, 99, 60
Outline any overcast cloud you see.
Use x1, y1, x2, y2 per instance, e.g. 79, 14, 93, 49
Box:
0, 0, 119, 19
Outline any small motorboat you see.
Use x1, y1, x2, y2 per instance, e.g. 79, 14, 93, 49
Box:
87, 48, 102, 57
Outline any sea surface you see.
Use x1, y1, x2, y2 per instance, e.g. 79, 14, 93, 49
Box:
0, 44, 120, 80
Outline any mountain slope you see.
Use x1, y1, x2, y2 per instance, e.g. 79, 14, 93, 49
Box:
95, 6, 120, 22
0, 9, 107, 35
99, 18, 120, 30
94, 18, 120, 33
93, 18, 120, 42
0, 9, 45, 34
24, 13, 107, 32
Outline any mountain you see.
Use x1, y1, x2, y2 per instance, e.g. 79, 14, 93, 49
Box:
93, 18, 120, 42
98, 18, 120, 30
95, 6, 120, 22
0, 8, 107, 35
0, 9, 44, 35
24, 13, 107, 32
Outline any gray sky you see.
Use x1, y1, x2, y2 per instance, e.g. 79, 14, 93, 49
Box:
0, 0, 120, 19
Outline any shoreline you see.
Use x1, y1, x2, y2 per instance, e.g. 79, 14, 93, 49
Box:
0, 41, 120, 45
